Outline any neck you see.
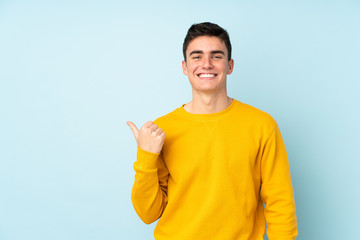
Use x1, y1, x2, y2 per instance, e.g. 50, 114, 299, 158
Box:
184, 92, 233, 114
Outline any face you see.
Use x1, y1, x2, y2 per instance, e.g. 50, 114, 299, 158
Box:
182, 36, 234, 94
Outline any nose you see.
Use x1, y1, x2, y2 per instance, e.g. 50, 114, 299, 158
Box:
202, 55, 213, 69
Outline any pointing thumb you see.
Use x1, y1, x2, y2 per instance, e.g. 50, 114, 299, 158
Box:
127, 121, 139, 141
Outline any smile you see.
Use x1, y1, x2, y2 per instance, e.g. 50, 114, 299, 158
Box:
197, 73, 217, 78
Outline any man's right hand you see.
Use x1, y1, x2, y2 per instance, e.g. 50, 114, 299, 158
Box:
127, 120, 166, 154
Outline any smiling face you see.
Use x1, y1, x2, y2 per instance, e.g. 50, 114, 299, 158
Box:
182, 35, 234, 94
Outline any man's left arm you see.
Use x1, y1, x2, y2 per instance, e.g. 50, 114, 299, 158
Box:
260, 122, 298, 240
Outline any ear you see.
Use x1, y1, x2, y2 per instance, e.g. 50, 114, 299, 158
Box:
182, 60, 188, 75
227, 59, 234, 75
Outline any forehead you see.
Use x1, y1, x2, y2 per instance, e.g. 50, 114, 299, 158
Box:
186, 36, 227, 54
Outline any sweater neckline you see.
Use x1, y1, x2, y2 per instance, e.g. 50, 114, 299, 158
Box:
177, 98, 238, 121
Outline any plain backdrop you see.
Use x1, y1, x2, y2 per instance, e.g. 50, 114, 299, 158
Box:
0, 0, 359, 239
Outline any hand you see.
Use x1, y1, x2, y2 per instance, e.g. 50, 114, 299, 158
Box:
127, 120, 166, 154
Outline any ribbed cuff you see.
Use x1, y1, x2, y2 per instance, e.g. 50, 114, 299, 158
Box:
135, 146, 160, 170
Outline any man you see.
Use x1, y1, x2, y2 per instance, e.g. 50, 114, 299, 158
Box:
127, 22, 298, 240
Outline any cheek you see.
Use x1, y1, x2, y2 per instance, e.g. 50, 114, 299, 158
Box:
219, 64, 229, 73
190, 66, 197, 73
187, 62, 199, 72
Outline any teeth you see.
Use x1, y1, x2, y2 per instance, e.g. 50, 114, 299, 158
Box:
199, 74, 215, 78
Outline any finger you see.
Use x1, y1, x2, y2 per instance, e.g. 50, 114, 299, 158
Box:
126, 121, 139, 139
149, 124, 159, 131
142, 120, 153, 129
154, 128, 163, 135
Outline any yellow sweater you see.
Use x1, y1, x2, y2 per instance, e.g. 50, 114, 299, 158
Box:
131, 98, 298, 240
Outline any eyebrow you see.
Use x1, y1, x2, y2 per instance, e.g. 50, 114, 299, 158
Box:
189, 50, 225, 56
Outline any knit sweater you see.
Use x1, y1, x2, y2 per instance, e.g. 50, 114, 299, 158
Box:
131, 98, 298, 240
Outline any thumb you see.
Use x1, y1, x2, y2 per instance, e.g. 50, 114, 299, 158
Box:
126, 121, 139, 141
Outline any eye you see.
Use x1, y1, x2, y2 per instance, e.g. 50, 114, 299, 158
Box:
213, 55, 222, 59
192, 55, 201, 60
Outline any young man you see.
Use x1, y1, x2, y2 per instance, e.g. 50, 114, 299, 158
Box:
127, 22, 298, 240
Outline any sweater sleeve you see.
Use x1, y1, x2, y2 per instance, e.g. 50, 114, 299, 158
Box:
131, 146, 169, 224
260, 123, 298, 240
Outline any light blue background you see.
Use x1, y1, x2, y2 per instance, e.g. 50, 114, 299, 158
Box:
1, 0, 359, 239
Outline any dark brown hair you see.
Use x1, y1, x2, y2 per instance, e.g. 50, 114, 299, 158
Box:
183, 22, 232, 61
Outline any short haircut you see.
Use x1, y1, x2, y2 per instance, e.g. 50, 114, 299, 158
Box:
183, 22, 232, 61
